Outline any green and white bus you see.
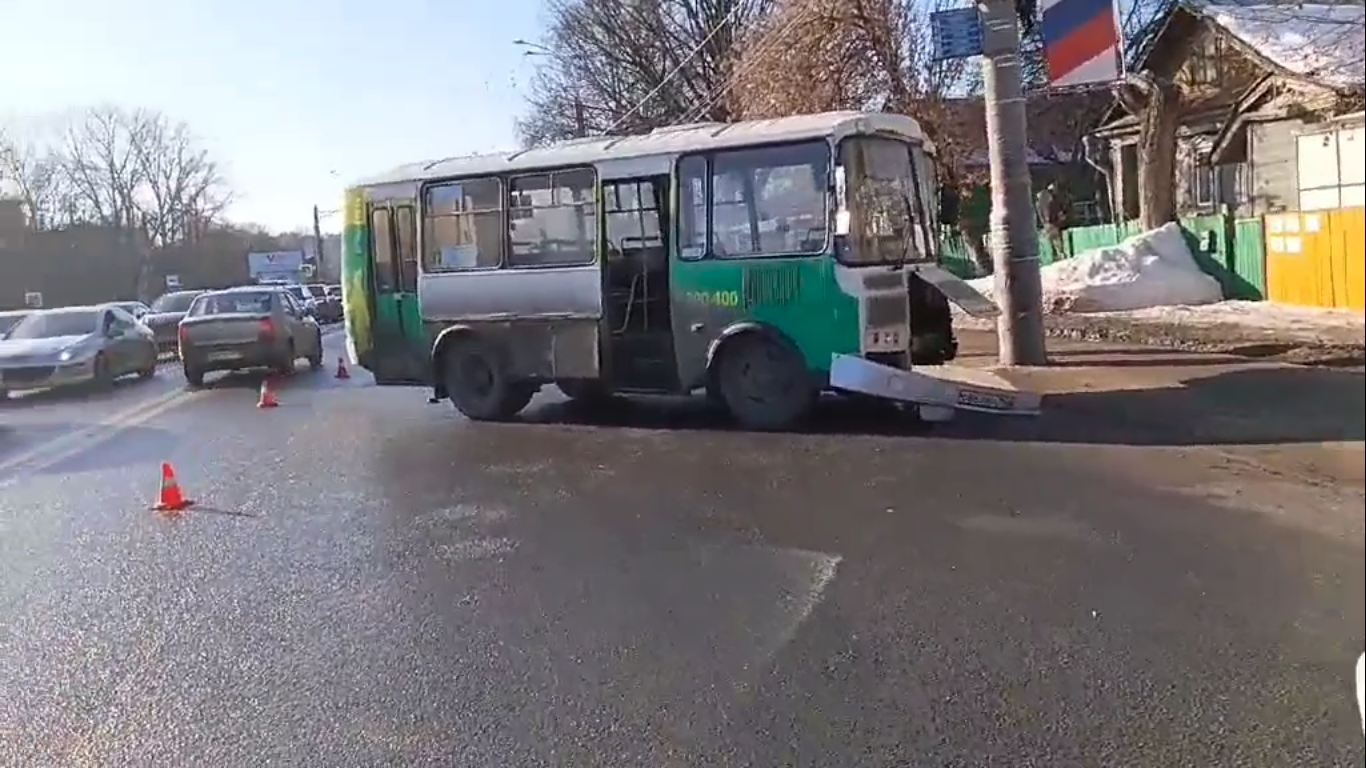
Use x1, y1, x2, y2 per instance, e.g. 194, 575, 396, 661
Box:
340, 111, 1038, 428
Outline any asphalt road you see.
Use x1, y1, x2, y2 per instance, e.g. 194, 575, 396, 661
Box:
2, 329, 1363, 767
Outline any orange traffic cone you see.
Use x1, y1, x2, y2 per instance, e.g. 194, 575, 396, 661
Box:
257, 378, 279, 408
335, 356, 350, 380
152, 461, 194, 513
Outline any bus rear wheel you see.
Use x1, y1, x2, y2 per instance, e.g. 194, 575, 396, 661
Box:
714, 333, 815, 431
441, 338, 533, 421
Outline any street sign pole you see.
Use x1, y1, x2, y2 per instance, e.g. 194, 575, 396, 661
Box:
931, 3, 1047, 366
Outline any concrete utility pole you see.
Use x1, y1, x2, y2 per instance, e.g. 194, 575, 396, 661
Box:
978, 0, 1048, 366
312, 204, 325, 281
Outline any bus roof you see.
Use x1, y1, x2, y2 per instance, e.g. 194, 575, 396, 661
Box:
353, 111, 929, 189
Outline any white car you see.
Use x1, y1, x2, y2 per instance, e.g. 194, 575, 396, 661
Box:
281, 284, 320, 318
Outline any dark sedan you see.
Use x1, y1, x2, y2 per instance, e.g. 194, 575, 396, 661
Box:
143, 290, 206, 357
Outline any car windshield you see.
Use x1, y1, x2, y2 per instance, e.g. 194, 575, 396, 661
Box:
151, 292, 200, 313
286, 286, 308, 301
6, 309, 100, 340
0, 313, 30, 336
190, 292, 274, 316
306, 285, 327, 298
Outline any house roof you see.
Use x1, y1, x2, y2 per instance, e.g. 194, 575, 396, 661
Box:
1203, 1, 1365, 89
1093, 1, 1363, 134
937, 89, 1113, 170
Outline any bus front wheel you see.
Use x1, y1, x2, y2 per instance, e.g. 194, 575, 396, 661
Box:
714, 333, 815, 431
440, 338, 534, 421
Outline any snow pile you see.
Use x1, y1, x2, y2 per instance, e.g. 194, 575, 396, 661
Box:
1114, 301, 1365, 345
967, 222, 1224, 314
1205, 2, 1365, 88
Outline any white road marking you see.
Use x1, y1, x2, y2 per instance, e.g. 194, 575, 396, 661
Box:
0, 387, 203, 482
756, 548, 842, 664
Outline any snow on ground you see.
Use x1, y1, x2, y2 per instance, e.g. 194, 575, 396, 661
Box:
949, 221, 1365, 347
963, 222, 1223, 314
1105, 301, 1365, 345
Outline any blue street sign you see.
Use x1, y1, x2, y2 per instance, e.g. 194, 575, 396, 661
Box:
931, 7, 985, 61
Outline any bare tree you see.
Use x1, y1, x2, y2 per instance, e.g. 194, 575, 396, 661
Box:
516, 0, 773, 145
1115, 74, 1183, 229
728, 0, 974, 176
60, 106, 148, 229
0, 124, 73, 230
129, 112, 231, 247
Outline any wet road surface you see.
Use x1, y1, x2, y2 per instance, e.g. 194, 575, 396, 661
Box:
2, 330, 1363, 766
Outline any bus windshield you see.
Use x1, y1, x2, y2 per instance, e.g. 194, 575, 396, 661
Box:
837, 136, 931, 266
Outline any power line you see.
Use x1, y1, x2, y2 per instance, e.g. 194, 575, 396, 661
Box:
673, 2, 816, 126
604, 1, 752, 134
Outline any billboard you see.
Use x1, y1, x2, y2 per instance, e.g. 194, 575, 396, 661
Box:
247, 250, 307, 282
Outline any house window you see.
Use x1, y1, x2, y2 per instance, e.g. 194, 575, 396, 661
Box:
1187, 34, 1222, 86
1192, 164, 1217, 207
1188, 159, 1249, 209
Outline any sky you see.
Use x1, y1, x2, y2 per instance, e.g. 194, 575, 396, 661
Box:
1, 0, 546, 234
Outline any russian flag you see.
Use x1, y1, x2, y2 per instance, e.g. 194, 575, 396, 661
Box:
1040, 0, 1122, 87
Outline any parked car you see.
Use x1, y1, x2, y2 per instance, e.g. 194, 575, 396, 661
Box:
0, 305, 157, 399
0, 310, 33, 338
178, 286, 324, 387
143, 290, 207, 356
304, 283, 342, 323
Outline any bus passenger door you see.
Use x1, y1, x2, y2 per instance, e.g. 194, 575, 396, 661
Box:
368, 203, 428, 385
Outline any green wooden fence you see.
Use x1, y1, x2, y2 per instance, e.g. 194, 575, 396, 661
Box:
937, 214, 1267, 300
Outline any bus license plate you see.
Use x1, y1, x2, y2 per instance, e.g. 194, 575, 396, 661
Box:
957, 388, 1013, 411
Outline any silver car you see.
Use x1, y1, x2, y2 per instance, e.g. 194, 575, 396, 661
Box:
178, 287, 324, 387
0, 305, 158, 399
0, 310, 33, 338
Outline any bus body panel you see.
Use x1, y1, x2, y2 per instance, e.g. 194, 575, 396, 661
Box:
419, 266, 602, 382
341, 189, 374, 370
669, 256, 859, 390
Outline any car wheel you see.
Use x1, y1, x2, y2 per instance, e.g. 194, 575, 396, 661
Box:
92, 352, 114, 389
137, 347, 157, 379
275, 343, 296, 376
307, 332, 323, 370
183, 365, 205, 388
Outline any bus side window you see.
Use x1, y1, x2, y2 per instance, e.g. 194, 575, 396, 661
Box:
394, 205, 418, 292
370, 207, 397, 292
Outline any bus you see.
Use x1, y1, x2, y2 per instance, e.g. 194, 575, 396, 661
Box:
340, 111, 1038, 429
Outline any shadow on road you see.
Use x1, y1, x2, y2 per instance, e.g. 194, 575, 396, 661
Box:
521, 393, 933, 438
0, 374, 162, 408
515, 364, 1363, 447
939, 364, 1365, 447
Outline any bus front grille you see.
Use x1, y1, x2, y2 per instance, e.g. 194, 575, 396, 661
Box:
864, 292, 909, 328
